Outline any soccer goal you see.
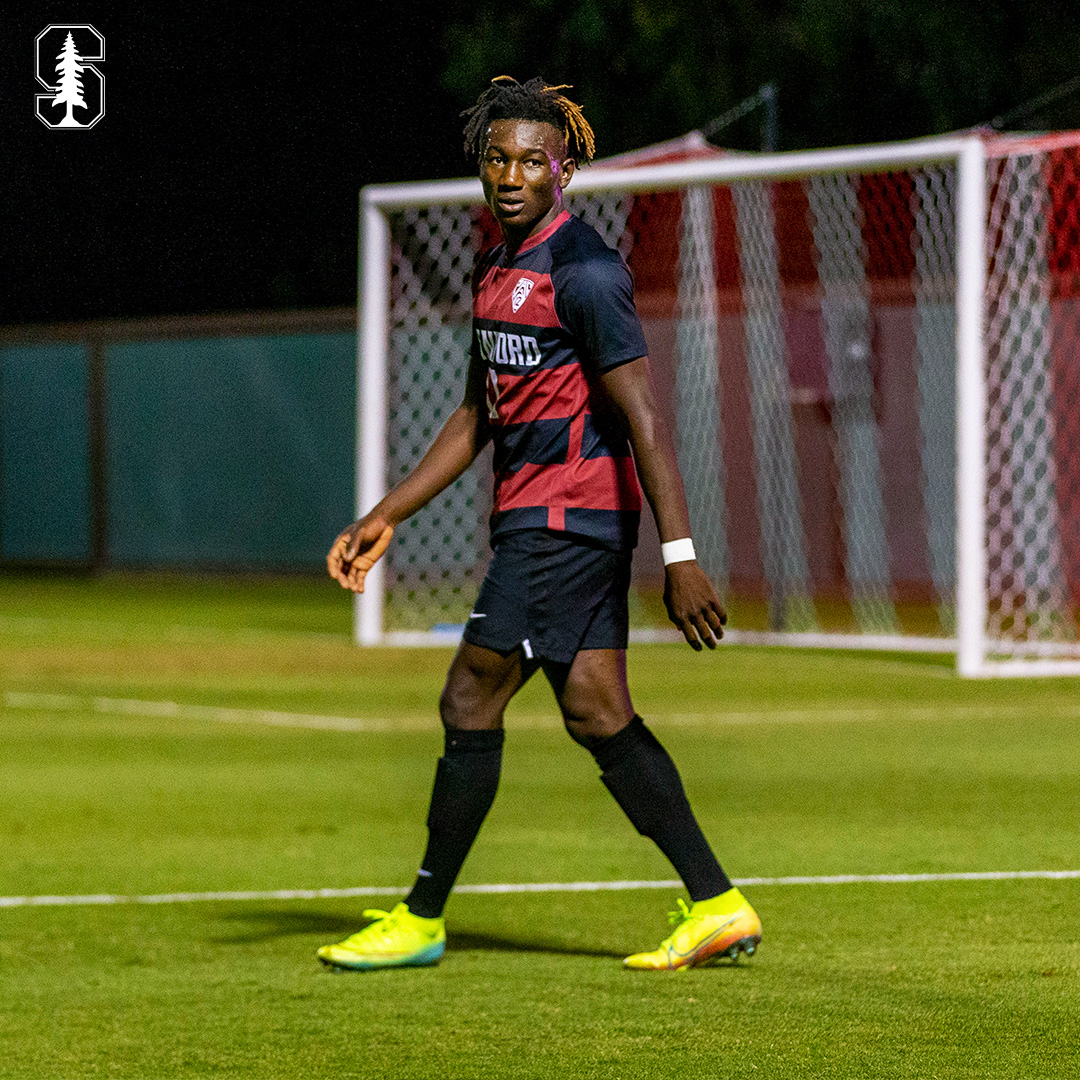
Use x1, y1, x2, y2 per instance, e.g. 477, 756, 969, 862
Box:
353, 131, 1080, 678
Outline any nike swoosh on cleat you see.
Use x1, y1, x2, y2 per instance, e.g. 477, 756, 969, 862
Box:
668, 914, 742, 961
468, 612, 486, 619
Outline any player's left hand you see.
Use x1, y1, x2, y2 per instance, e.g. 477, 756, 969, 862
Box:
327, 516, 394, 593
663, 561, 727, 650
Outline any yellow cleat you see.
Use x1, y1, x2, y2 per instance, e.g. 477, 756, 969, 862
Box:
624, 888, 761, 970
317, 902, 445, 971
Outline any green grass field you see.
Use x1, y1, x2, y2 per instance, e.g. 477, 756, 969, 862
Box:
1, 573, 1078, 1079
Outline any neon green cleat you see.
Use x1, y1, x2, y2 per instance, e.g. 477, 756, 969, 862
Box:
624, 888, 762, 971
317, 902, 446, 971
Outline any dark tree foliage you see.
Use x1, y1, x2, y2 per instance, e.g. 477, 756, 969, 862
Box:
438, 0, 1080, 154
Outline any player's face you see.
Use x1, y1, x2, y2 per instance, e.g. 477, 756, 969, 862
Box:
480, 119, 575, 241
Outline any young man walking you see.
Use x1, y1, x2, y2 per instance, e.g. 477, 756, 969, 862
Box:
322, 77, 760, 972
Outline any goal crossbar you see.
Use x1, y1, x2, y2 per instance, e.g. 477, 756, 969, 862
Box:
361, 137, 976, 210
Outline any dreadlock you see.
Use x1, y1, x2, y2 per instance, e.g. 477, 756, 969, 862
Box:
462, 76, 596, 164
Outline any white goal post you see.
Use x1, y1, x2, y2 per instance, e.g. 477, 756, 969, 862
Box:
354, 133, 1080, 677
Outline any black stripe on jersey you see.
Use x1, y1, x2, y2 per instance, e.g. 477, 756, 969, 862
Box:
580, 412, 633, 460
489, 508, 641, 550
564, 509, 641, 548
473, 320, 571, 371
490, 508, 550, 535
493, 419, 570, 473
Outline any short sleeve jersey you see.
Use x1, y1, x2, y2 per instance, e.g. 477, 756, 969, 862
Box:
471, 210, 647, 551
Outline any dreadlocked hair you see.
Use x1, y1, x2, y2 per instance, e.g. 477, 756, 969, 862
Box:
462, 76, 596, 164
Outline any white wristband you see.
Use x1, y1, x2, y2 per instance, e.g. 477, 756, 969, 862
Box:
661, 538, 696, 566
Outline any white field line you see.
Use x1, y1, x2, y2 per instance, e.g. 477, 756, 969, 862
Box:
4, 691, 1077, 732
2, 692, 402, 732
2, 870, 1079, 909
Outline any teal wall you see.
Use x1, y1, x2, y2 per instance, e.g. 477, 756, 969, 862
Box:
0, 344, 91, 562
0, 332, 355, 569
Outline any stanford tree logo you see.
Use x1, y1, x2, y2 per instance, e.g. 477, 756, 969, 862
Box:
35, 25, 105, 130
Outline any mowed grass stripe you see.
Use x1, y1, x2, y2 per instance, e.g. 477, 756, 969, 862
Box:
5, 690, 1078, 731
2, 691, 402, 732
0, 613, 348, 645
4, 870, 1079, 909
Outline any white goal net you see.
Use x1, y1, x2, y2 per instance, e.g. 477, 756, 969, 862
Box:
354, 132, 1080, 677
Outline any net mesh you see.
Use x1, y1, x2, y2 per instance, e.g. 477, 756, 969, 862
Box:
377, 135, 1080, 663
984, 143, 1078, 652
386, 206, 485, 630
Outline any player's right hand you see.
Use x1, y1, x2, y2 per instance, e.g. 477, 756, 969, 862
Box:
327, 516, 394, 593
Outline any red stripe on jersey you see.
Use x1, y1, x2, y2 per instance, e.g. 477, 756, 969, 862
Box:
473, 268, 561, 328
494, 460, 556, 512
494, 365, 588, 426
494, 456, 642, 513
545, 414, 584, 532
560, 454, 642, 512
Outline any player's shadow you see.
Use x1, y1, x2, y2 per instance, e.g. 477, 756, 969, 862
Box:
446, 930, 622, 959
206, 908, 386, 944
206, 908, 622, 957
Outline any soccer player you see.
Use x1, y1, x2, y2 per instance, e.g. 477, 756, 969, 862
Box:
321, 77, 761, 972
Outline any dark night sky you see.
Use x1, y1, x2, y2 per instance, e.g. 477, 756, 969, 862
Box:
2, 4, 464, 324
5, 2, 1079, 327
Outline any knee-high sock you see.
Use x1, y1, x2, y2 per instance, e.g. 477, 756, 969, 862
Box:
405, 727, 504, 919
592, 716, 732, 902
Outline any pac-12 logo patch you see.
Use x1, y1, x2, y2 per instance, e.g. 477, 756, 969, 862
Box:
34, 25, 105, 130
511, 277, 534, 313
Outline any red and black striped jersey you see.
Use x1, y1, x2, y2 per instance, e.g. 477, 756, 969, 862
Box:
472, 211, 647, 551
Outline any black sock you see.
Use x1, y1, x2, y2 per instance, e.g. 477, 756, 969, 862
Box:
592, 716, 732, 903
405, 727, 504, 919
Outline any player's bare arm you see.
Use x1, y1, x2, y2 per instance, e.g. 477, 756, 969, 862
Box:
328, 358, 489, 592
600, 356, 727, 650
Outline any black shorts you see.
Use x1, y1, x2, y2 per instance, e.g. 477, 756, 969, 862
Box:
461, 529, 632, 665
